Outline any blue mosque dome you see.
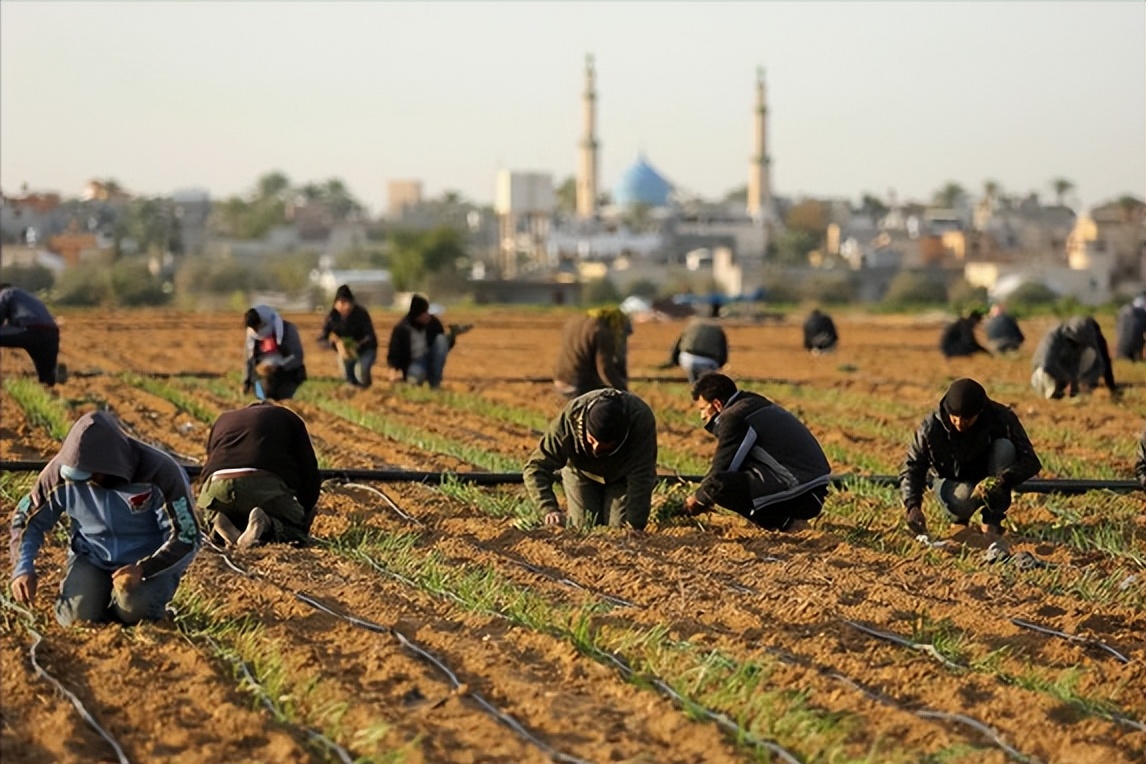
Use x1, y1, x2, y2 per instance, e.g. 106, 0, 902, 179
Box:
612, 155, 673, 207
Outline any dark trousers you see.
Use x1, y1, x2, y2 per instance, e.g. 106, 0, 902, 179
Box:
0, 325, 59, 385
198, 472, 313, 545
706, 471, 827, 530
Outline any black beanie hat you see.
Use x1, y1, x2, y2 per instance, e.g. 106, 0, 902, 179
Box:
407, 294, 430, 319
586, 393, 628, 444
944, 378, 987, 417
335, 284, 354, 302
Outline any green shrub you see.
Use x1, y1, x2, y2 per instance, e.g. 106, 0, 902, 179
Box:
110, 258, 169, 306
881, 270, 948, 307
55, 262, 112, 306
0, 263, 55, 293
582, 277, 621, 305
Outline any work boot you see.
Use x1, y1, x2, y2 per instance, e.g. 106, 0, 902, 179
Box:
212, 514, 242, 546
237, 507, 271, 549
54, 363, 68, 385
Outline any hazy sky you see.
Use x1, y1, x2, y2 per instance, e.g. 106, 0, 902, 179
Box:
2, 2, 1143, 214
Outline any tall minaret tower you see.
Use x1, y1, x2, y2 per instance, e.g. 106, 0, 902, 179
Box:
576, 54, 599, 220
746, 66, 772, 222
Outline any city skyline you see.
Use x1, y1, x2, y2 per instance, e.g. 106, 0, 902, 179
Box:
2, 2, 1143, 215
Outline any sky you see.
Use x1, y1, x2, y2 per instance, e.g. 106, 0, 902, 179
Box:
2, 2, 1143, 215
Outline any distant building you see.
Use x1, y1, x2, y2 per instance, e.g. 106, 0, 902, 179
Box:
387, 180, 423, 219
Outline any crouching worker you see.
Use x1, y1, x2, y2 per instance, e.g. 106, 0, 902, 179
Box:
685, 373, 830, 531
9, 412, 200, 626
243, 305, 307, 400
386, 295, 471, 389
198, 401, 321, 548
524, 389, 657, 530
901, 378, 1041, 543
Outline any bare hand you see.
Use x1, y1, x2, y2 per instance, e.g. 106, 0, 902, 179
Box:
684, 495, 709, 516
112, 564, 143, 592
544, 511, 564, 527
11, 572, 37, 605
905, 506, 928, 536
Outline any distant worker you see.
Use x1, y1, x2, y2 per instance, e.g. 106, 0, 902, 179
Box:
1114, 294, 1146, 362
984, 303, 1025, 354
9, 411, 200, 625
386, 294, 471, 389
244, 305, 307, 400
524, 388, 657, 530
319, 284, 378, 387
939, 310, 990, 358
198, 401, 321, 548
665, 317, 728, 383
553, 307, 632, 398
901, 378, 1041, 543
685, 374, 830, 532
0, 284, 66, 386
1030, 316, 1116, 399
803, 308, 839, 355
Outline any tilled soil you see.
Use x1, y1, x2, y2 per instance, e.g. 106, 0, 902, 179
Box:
1, 307, 1144, 764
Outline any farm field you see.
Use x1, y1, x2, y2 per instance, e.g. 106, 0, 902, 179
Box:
1, 307, 1144, 764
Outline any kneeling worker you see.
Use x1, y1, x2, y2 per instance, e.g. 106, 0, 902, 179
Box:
524, 389, 657, 530
686, 373, 831, 531
198, 400, 321, 548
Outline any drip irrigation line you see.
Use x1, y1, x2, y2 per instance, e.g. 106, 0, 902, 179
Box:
1010, 617, 1131, 664
28, 627, 133, 764
332, 480, 642, 609
208, 547, 590, 764
0, 596, 132, 764
832, 671, 1038, 764
342, 546, 803, 763
4, 459, 1139, 496
843, 619, 968, 672
200, 632, 355, 764
844, 616, 1145, 734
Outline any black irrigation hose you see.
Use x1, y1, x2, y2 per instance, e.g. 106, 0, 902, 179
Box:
3, 460, 1141, 495
1009, 617, 1131, 664
844, 617, 1145, 734
196, 630, 355, 764
0, 597, 132, 764
337, 538, 804, 763
210, 546, 590, 764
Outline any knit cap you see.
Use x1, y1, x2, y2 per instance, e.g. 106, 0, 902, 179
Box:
586, 393, 628, 443
944, 378, 987, 417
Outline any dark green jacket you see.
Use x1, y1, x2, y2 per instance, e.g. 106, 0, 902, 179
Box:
524, 389, 657, 527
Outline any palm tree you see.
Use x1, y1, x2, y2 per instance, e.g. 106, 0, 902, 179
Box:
932, 181, 965, 209
1050, 177, 1074, 207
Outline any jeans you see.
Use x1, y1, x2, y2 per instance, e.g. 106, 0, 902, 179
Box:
339, 347, 376, 387
678, 352, 720, 384
407, 334, 450, 389
934, 439, 1016, 525
55, 551, 195, 626
560, 467, 647, 529
198, 472, 313, 545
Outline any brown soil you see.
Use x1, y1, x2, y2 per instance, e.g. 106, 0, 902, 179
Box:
1, 307, 1144, 764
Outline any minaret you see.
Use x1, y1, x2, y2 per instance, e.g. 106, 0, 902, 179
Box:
746, 66, 772, 222
576, 54, 599, 220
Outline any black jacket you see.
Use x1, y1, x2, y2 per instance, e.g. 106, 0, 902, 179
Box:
319, 304, 377, 352
1031, 316, 1115, 393
696, 391, 831, 509
386, 315, 450, 378
939, 317, 989, 357
1114, 305, 1146, 362
985, 313, 1024, 350
803, 311, 838, 350
900, 397, 1041, 510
